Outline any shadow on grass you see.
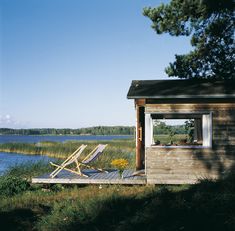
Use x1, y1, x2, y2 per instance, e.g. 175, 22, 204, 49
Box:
1, 174, 235, 231
0, 204, 51, 231
0, 208, 37, 231
58, 175, 235, 231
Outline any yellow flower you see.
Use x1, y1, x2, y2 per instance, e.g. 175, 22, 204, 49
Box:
111, 158, 128, 170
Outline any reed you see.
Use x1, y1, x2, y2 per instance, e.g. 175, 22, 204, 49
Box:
5, 161, 53, 179
0, 139, 136, 169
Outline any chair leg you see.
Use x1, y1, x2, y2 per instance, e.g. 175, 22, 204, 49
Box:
75, 160, 83, 176
50, 162, 89, 177
49, 145, 87, 178
50, 162, 67, 178
79, 163, 108, 173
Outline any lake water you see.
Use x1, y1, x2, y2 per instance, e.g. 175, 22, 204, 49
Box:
0, 152, 55, 175
0, 135, 133, 144
0, 135, 133, 175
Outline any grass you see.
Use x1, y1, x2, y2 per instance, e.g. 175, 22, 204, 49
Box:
0, 139, 136, 169
0, 163, 234, 231
0, 139, 235, 230
153, 134, 188, 145
0, 139, 135, 156
5, 161, 53, 179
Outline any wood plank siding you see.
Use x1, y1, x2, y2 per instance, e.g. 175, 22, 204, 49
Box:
145, 103, 235, 184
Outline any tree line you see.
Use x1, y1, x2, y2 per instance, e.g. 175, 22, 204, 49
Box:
153, 121, 187, 135
0, 122, 188, 136
0, 126, 135, 136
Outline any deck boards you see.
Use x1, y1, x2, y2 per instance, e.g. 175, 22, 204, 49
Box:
32, 169, 146, 185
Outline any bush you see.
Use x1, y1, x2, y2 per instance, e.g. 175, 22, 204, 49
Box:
0, 176, 30, 196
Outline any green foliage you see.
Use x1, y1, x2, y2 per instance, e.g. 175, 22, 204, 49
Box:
143, 0, 235, 79
153, 121, 187, 135
0, 176, 30, 196
154, 134, 187, 145
185, 119, 195, 143
167, 126, 176, 143
6, 161, 52, 179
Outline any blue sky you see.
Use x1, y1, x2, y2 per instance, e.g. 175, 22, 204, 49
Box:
0, 0, 192, 128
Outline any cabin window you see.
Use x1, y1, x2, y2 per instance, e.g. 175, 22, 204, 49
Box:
145, 113, 212, 148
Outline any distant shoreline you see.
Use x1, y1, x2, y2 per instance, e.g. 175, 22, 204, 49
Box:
0, 126, 135, 136
0, 134, 133, 137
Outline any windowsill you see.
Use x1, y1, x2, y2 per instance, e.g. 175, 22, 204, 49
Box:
148, 145, 211, 149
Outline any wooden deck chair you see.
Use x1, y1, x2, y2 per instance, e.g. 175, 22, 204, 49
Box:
76, 144, 108, 177
50, 144, 87, 178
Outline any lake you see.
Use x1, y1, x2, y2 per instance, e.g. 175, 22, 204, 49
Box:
0, 152, 55, 175
0, 135, 133, 144
0, 135, 133, 175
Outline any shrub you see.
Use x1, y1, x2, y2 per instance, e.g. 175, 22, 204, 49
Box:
0, 176, 30, 196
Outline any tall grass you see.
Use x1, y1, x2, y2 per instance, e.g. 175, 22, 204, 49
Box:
0, 139, 136, 169
153, 134, 187, 144
0, 163, 154, 230
5, 161, 53, 179
34, 174, 235, 231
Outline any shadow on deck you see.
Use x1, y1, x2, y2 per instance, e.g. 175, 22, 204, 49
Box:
32, 169, 146, 185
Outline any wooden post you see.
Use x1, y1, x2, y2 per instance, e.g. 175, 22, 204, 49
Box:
135, 99, 145, 170
136, 106, 142, 170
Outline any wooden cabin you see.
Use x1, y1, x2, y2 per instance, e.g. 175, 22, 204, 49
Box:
127, 80, 235, 184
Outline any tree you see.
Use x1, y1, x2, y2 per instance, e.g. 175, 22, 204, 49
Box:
143, 0, 235, 79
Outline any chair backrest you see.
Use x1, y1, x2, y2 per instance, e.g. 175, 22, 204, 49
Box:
82, 144, 107, 164
65, 144, 87, 165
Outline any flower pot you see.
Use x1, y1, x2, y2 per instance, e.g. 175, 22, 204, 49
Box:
118, 170, 123, 179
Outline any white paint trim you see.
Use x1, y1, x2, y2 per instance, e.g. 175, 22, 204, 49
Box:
144, 112, 213, 149
145, 113, 152, 147
202, 114, 212, 147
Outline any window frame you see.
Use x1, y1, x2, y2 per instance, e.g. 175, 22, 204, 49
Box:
145, 112, 212, 148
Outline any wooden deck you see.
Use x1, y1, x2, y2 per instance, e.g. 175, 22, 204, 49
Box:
32, 169, 146, 185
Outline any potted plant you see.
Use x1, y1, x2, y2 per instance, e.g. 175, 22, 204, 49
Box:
111, 158, 129, 178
